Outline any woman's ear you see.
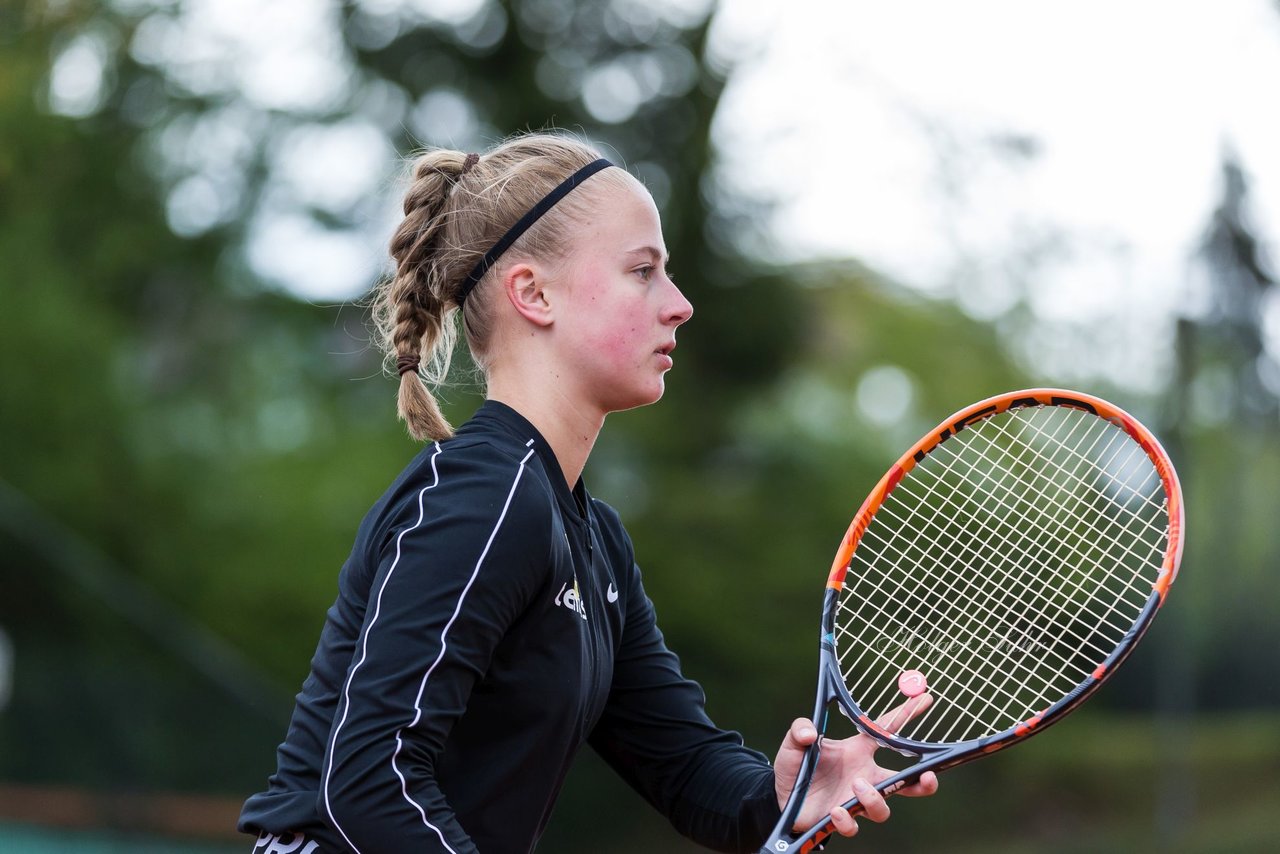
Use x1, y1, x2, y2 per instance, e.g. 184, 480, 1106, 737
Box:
501, 261, 555, 327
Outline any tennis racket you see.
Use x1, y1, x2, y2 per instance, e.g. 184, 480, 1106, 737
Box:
760, 389, 1184, 852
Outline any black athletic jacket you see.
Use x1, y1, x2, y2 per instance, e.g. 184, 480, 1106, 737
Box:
239, 401, 781, 852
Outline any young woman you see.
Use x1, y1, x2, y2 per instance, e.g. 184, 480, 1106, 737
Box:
238, 133, 937, 853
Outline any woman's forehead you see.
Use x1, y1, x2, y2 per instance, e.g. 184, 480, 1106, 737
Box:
585, 177, 663, 242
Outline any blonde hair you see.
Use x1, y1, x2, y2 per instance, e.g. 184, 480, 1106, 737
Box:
371, 132, 629, 441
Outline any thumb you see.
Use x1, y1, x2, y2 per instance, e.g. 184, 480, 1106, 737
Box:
782, 717, 819, 752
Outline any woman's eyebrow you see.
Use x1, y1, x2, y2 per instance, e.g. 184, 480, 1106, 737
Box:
624, 246, 671, 264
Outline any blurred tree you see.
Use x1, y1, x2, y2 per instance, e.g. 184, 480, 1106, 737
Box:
1193, 152, 1278, 423
0, 0, 332, 790
0, 1, 1033, 845
0, 0, 814, 828
3, 0, 1279, 851
1167, 152, 1280, 709
1146, 148, 1280, 846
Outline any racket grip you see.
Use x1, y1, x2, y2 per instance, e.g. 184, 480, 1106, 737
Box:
800, 824, 834, 852
796, 800, 870, 852
798, 772, 917, 850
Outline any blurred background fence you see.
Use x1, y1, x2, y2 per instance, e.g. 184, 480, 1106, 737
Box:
2, 0, 1278, 851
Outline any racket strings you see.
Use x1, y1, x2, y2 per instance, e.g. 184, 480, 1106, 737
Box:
835, 575, 1059, 731
839, 531, 1096, 720
846, 420, 1149, 686
836, 527, 1099, 741
844, 506, 1122, 739
954, 421, 1166, 678
852, 410, 1164, 741
914, 408, 1163, 630
979, 415, 1169, 584
834, 618, 995, 735
1012, 411, 1170, 518
836, 406, 1170, 744
901, 421, 1158, 640
838, 466, 1111, 706
867, 477, 1128, 659
877, 411, 1163, 741
955, 411, 1161, 593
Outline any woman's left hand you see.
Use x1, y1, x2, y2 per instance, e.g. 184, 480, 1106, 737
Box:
772, 694, 940, 838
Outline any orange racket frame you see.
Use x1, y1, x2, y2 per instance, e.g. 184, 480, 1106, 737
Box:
761, 389, 1185, 853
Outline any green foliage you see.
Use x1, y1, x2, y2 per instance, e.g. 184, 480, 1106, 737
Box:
1, 1, 1277, 852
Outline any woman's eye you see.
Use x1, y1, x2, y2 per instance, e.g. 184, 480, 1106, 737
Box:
635, 265, 654, 281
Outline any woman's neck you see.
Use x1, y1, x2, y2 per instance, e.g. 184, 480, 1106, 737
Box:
485, 379, 604, 490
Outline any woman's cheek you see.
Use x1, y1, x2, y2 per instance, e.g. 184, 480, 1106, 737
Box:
590, 322, 639, 366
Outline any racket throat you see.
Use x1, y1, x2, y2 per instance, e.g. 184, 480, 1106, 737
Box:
763, 667, 839, 852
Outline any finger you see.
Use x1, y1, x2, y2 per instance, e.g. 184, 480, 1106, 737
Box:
784, 717, 819, 749
874, 692, 934, 733
895, 771, 940, 798
852, 777, 891, 823
829, 806, 859, 837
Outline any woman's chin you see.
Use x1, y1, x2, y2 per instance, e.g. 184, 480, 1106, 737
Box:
608, 382, 666, 413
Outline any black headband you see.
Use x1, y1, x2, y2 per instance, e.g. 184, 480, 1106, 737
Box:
458, 158, 614, 303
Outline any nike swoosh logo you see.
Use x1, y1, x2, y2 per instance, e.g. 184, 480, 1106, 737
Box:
606, 583, 619, 603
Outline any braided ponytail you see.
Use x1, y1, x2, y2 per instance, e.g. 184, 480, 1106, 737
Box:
369, 152, 470, 440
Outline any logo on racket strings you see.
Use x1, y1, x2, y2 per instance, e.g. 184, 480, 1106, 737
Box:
869, 626, 1050, 657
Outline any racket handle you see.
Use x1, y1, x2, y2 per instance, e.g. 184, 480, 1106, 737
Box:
799, 822, 834, 852
777, 801, 869, 853
798, 797, 872, 852
757, 773, 921, 854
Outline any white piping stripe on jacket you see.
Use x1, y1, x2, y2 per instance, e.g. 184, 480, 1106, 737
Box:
390, 442, 536, 850
322, 442, 444, 853
323, 441, 536, 853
